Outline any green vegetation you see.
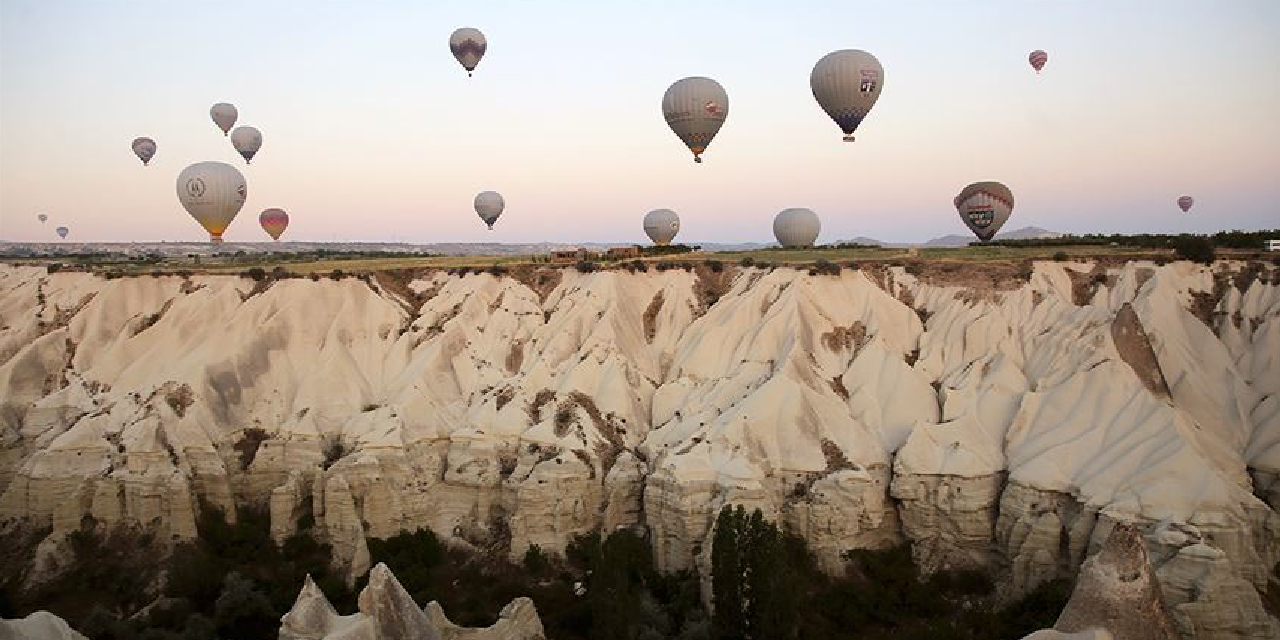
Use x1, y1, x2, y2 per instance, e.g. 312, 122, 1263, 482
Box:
1174, 235, 1216, 264
986, 229, 1278, 251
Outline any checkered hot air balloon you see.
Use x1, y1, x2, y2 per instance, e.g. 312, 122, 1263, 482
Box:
811, 49, 884, 142
450, 28, 487, 77
1029, 50, 1048, 74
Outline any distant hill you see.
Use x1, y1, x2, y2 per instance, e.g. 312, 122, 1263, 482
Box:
923, 226, 1063, 247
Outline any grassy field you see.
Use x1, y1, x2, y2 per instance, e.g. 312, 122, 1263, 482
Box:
5, 244, 1271, 276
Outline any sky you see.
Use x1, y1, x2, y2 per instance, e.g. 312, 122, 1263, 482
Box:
1, 0, 1278, 245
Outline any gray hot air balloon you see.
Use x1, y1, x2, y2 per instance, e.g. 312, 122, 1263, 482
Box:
643, 209, 681, 246
210, 103, 238, 136
450, 28, 487, 77
811, 49, 884, 142
662, 77, 728, 163
773, 208, 821, 248
132, 137, 157, 166
474, 191, 505, 230
55, 226, 69, 239
955, 181, 1015, 242
230, 126, 262, 164
37, 213, 47, 223
177, 161, 247, 243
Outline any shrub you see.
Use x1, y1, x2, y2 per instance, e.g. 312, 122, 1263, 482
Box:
329, 269, 345, 280
242, 267, 267, 281
707, 260, 724, 273
1174, 235, 1215, 264
1052, 251, 1069, 262
739, 257, 755, 268
46, 262, 63, 273
523, 544, 549, 576
575, 261, 597, 273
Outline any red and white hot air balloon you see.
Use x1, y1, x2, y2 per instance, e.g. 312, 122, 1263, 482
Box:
259, 208, 289, 240
1029, 50, 1048, 74
1177, 195, 1194, 213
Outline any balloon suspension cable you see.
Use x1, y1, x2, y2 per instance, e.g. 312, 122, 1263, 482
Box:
843, 135, 856, 142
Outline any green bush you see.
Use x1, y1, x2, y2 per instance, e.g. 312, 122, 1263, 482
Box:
1052, 251, 1069, 262
1174, 235, 1215, 264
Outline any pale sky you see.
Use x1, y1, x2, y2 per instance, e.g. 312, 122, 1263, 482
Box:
1, 0, 1277, 245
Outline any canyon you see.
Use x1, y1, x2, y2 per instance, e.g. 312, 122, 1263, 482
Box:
0, 258, 1277, 638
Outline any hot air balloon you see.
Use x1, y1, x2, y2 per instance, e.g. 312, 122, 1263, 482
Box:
55, 226, 69, 240
811, 49, 884, 142
474, 191, 504, 230
1029, 50, 1048, 74
774, 208, 821, 248
955, 181, 1015, 242
260, 208, 289, 241
662, 77, 728, 163
210, 103, 237, 136
449, 28, 487, 77
230, 127, 262, 164
132, 137, 157, 166
1177, 195, 1194, 213
37, 213, 47, 223
643, 209, 680, 246
177, 161, 247, 243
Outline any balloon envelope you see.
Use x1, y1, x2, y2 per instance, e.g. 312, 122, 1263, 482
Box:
132, 137, 157, 166
1029, 50, 1048, 73
643, 209, 680, 245
260, 208, 289, 241
210, 103, 237, 136
55, 226, 68, 239
811, 49, 884, 142
662, 77, 728, 163
773, 208, 821, 248
230, 127, 262, 163
450, 28, 487, 75
37, 213, 47, 223
1177, 195, 1194, 212
955, 181, 1015, 242
177, 161, 247, 243
474, 191, 505, 229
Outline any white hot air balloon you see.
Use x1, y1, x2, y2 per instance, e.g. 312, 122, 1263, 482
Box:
449, 28, 487, 77
662, 77, 729, 163
176, 161, 247, 243
643, 209, 681, 246
773, 208, 821, 248
230, 126, 262, 164
132, 137, 157, 166
210, 103, 238, 136
474, 191, 505, 230
811, 49, 884, 142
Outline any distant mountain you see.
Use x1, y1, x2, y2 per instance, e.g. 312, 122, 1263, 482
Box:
923, 226, 1063, 247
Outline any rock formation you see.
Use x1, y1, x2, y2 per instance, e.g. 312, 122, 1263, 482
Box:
0, 611, 89, 640
278, 562, 545, 640
1, 259, 1278, 638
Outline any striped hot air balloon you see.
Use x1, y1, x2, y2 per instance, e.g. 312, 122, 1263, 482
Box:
1029, 50, 1048, 74
260, 208, 289, 241
1177, 195, 1194, 213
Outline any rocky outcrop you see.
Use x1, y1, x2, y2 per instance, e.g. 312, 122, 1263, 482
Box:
0, 611, 89, 640
278, 563, 544, 640
2, 260, 1279, 638
1019, 523, 1180, 640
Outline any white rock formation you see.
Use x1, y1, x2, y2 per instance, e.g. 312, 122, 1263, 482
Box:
2, 260, 1278, 638
278, 562, 545, 640
0, 611, 89, 640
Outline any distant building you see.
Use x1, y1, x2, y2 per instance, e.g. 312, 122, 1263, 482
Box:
549, 248, 600, 264
605, 246, 640, 259
1267, 239, 1280, 252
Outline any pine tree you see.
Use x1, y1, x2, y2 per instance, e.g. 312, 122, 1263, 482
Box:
711, 505, 746, 640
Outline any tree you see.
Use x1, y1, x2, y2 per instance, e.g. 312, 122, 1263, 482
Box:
711, 506, 746, 640
1174, 235, 1215, 264
214, 572, 277, 640
711, 506, 799, 640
